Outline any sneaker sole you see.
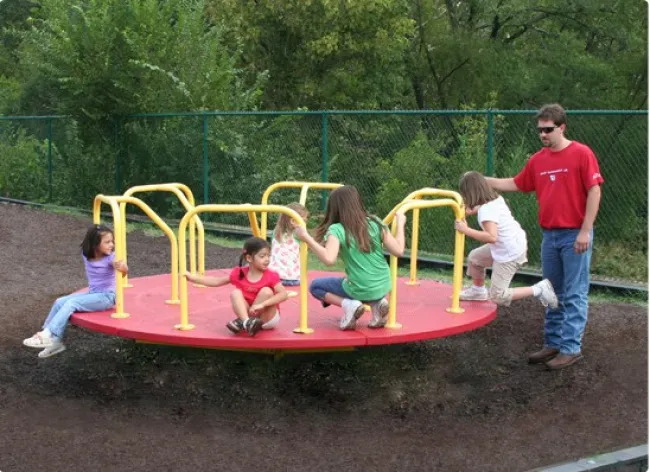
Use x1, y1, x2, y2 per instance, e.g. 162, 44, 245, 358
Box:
38, 344, 66, 358
226, 323, 243, 334
340, 304, 366, 330
459, 295, 489, 301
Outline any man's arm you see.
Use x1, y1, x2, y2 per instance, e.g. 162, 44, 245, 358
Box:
575, 185, 602, 253
485, 177, 520, 192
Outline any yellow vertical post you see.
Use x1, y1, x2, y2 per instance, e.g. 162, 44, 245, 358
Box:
385, 217, 402, 329
406, 208, 421, 286
293, 238, 313, 334
93, 195, 129, 319
175, 209, 195, 331
119, 201, 133, 288
447, 205, 466, 314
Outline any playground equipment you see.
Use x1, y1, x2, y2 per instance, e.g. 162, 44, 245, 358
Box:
71, 181, 497, 354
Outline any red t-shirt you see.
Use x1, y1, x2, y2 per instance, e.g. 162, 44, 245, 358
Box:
513, 141, 604, 229
229, 266, 281, 306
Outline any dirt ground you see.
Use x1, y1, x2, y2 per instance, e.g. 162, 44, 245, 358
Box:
0, 202, 646, 472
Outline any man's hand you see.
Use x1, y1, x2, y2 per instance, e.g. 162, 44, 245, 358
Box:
574, 230, 591, 253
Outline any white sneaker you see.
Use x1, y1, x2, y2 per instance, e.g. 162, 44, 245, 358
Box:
536, 279, 558, 309
368, 298, 389, 329
38, 340, 66, 358
340, 300, 365, 330
459, 286, 489, 301
23, 331, 54, 349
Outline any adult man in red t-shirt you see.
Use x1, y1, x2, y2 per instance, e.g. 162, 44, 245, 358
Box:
486, 104, 604, 370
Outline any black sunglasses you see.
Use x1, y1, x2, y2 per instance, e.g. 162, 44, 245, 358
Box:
537, 126, 558, 134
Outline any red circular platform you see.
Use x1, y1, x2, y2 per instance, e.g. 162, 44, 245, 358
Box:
71, 271, 497, 350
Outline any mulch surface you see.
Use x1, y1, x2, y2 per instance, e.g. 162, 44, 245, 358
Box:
0, 202, 646, 472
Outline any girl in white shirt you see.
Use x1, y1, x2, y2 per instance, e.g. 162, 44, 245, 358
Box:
455, 171, 558, 308
269, 202, 309, 286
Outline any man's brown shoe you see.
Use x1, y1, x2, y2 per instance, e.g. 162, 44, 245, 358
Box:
546, 353, 583, 370
528, 347, 559, 364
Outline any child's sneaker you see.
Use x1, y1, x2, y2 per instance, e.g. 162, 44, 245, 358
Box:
535, 279, 559, 309
459, 286, 489, 301
23, 331, 54, 349
368, 298, 390, 329
340, 300, 365, 330
244, 318, 264, 337
38, 340, 66, 358
226, 318, 244, 333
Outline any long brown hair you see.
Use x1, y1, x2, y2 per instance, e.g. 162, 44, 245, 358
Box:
459, 171, 500, 209
274, 202, 308, 241
314, 185, 380, 253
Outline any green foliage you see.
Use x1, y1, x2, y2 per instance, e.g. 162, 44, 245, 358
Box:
0, 127, 48, 201
15, 0, 265, 117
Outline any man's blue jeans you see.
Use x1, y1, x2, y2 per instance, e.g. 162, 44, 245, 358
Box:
541, 229, 593, 355
43, 291, 116, 338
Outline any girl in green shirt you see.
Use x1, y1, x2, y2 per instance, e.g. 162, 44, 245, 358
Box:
294, 186, 406, 330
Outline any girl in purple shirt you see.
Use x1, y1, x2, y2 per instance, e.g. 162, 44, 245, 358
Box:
23, 224, 128, 358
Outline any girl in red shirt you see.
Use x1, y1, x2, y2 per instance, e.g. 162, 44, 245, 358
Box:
185, 237, 288, 336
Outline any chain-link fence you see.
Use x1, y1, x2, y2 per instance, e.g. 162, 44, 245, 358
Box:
0, 110, 646, 286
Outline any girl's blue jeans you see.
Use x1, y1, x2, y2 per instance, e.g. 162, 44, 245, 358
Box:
309, 277, 350, 306
43, 291, 116, 338
541, 229, 593, 355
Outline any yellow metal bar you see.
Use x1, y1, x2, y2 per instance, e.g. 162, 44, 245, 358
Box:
383, 188, 463, 225
119, 200, 132, 288
106, 195, 180, 305
93, 195, 129, 319
407, 208, 421, 285
260, 181, 343, 237
392, 199, 466, 315
247, 211, 261, 238
123, 183, 206, 276
386, 218, 401, 329
177, 204, 312, 333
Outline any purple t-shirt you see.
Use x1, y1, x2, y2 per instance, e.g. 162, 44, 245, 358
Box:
82, 251, 116, 293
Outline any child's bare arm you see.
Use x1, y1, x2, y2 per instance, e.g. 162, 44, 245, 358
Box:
184, 272, 230, 287
382, 213, 406, 257
249, 283, 289, 314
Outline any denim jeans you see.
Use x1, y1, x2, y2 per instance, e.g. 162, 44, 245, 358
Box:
43, 291, 116, 338
309, 277, 350, 306
541, 229, 592, 355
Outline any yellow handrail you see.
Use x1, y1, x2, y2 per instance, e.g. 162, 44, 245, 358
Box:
92, 195, 128, 318
259, 181, 343, 237
176, 204, 312, 333
121, 184, 205, 284
384, 188, 464, 286
383, 198, 466, 328
95, 194, 181, 305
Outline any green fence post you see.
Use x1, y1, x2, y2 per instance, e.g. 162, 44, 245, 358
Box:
203, 115, 209, 204
486, 109, 494, 176
114, 117, 120, 194
47, 118, 53, 202
320, 112, 329, 210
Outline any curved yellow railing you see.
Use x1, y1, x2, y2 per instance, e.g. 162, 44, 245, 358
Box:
383, 198, 466, 328
176, 204, 312, 333
95, 194, 180, 305
259, 181, 343, 236
384, 188, 465, 286
120, 184, 205, 288
92, 195, 128, 318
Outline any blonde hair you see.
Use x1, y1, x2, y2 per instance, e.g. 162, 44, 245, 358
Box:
458, 171, 500, 209
274, 202, 308, 241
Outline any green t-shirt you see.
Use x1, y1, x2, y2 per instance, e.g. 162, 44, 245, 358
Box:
326, 217, 391, 301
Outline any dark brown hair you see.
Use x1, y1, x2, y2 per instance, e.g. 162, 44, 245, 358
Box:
274, 202, 308, 241
237, 237, 270, 279
314, 185, 381, 253
80, 224, 113, 259
536, 103, 567, 126
459, 171, 500, 209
